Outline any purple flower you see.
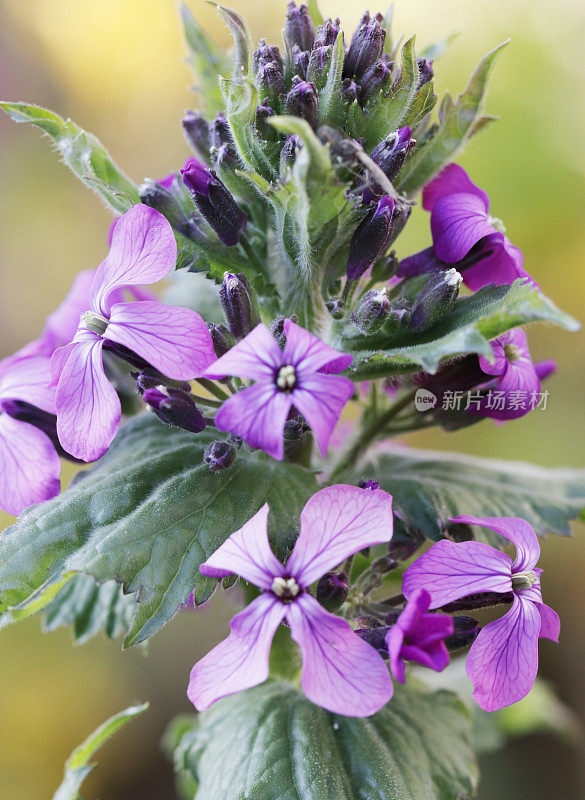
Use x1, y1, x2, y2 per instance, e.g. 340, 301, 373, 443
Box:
181, 158, 247, 246
402, 516, 560, 711
203, 321, 354, 460
51, 204, 216, 462
188, 484, 394, 716
0, 355, 60, 515
385, 588, 452, 683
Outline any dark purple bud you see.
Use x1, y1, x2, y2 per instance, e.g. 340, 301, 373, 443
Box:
417, 57, 434, 88
181, 111, 210, 161
370, 250, 400, 283
0, 399, 78, 461
355, 625, 389, 657
358, 59, 392, 104
143, 386, 206, 434
388, 197, 412, 244
340, 77, 359, 104
255, 61, 285, 106
253, 38, 283, 72
255, 101, 276, 140
325, 298, 345, 319
387, 530, 424, 562
445, 616, 480, 651
440, 591, 514, 613
280, 134, 302, 175
138, 179, 193, 237
291, 45, 310, 79
351, 288, 390, 332
283, 414, 310, 440
181, 158, 247, 246
306, 46, 332, 89
409, 268, 462, 331
134, 371, 191, 395
368, 126, 414, 188
344, 12, 386, 79
369, 554, 397, 574
220, 272, 260, 340
209, 113, 237, 168
346, 195, 395, 281
316, 571, 349, 612
284, 1, 315, 51
270, 314, 297, 347
445, 521, 475, 542
203, 439, 237, 472
285, 78, 318, 129
207, 323, 235, 358
357, 478, 381, 490
314, 18, 341, 47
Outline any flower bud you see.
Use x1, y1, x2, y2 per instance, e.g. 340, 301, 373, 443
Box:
0, 398, 75, 460
307, 46, 332, 89
255, 61, 285, 107
316, 571, 349, 612
357, 478, 380, 490
285, 78, 318, 129
346, 195, 395, 281
291, 45, 310, 79
207, 323, 235, 358
209, 113, 237, 169
283, 414, 310, 440
351, 288, 390, 332
138, 179, 193, 237
358, 59, 392, 104
417, 57, 434, 88
284, 1, 314, 51
355, 625, 389, 656
255, 101, 277, 141
340, 77, 359, 104
142, 386, 206, 434
445, 616, 480, 651
440, 591, 514, 613
279, 134, 302, 175
220, 272, 260, 340
203, 439, 237, 472
445, 520, 474, 542
270, 314, 296, 347
409, 268, 462, 331
387, 530, 425, 562
253, 38, 283, 73
364, 127, 414, 203
370, 250, 400, 283
325, 298, 345, 319
181, 158, 247, 246
314, 18, 341, 48
344, 12, 386, 79
181, 111, 210, 161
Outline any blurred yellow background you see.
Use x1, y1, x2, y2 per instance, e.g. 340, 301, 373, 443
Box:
0, 0, 584, 797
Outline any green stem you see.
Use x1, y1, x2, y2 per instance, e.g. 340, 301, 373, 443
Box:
195, 378, 230, 401
238, 231, 266, 277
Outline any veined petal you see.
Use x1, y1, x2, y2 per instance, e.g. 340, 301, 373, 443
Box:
203, 323, 282, 381
283, 320, 353, 374
200, 504, 285, 589
537, 603, 560, 642
91, 205, 177, 316
43, 268, 95, 351
187, 594, 286, 712
106, 301, 215, 380
55, 336, 121, 462
466, 595, 541, 711
291, 373, 354, 458
423, 164, 490, 212
402, 539, 513, 608
464, 233, 537, 292
450, 515, 540, 573
0, 355, 56, 414
0, 415, 61, 516
214, 383, 292, 460
286, 594, 393, 717
287, 484, 393, 588
431, 193, 495, 263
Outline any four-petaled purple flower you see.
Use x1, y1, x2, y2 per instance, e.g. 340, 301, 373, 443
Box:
402, 515, 560, 711
188, 484, 395, 716
51, 204, 216, 462
202, 320, 354, 460
386, 588, 453, 683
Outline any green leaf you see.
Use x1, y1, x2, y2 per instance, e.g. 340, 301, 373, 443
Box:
180, 3, 230, 114
0, 102, 139, 213
220, 76, 277, 179
397, 41, 509, 197
317, 32, 346, 127
169, 680, 477, 800
212, 3, 253, 76
355, 447, 585, 540
419, 32, 460, 62
306, 0, 325, 27
339, 280, 579, 380
53, 703, 148, 800
0, 416, 319, 646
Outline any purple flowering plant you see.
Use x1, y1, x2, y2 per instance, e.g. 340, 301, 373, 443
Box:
0, 2, 583, 797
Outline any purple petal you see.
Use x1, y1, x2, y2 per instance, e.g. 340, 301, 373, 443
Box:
386, 626, 407, 683
0, 415, 61, 516
400, 641, 450, 672
450, 515, 540, 573
291, 373, 354, 458
106, 301, 215, 380
91, 205, 177, 316
203, 324, 282, 381
463, 233, 538, 292
283, 320, 353, 374
402, 539, 513, 608
187, 594, 286, 711
431, 193, 495, 263
534, 359, 556, 381
43, 268, 95, 351
200, 503, 285, 589
214, 383, 292, 460
466, 595, 541, 711
397, 246, 443, 278
537, 603, 560, 642
0, 355, 56, 414
286, 484, 393, 588
55, 332, 121, 462
422, 164, 490, 213
286, 594, 393, 716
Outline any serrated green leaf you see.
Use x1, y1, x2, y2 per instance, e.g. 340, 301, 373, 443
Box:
220, 76, 277, 179
317, 32, 346, 127
397, 41, 509, 197
0, 102, 139, 213
53, 703, 148, 800
169, 680, 477, 800
353, 447, 585, 540
403, 80, 438, 131
180, 2, 230, 114
0, 416, 319, 646
419, 32, 460, 62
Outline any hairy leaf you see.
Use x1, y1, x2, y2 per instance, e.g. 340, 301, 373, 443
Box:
180, 2, 230, 114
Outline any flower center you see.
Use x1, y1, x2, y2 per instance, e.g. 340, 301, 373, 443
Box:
80, 310, 109, 337
271, 576, 300, 601
275, 365, 297, 392
511, 569, 537, 590
488, 215, 506, 234
503, 343, 521, 362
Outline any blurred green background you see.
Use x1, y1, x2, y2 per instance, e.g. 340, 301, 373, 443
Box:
0, 0, 584, 797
